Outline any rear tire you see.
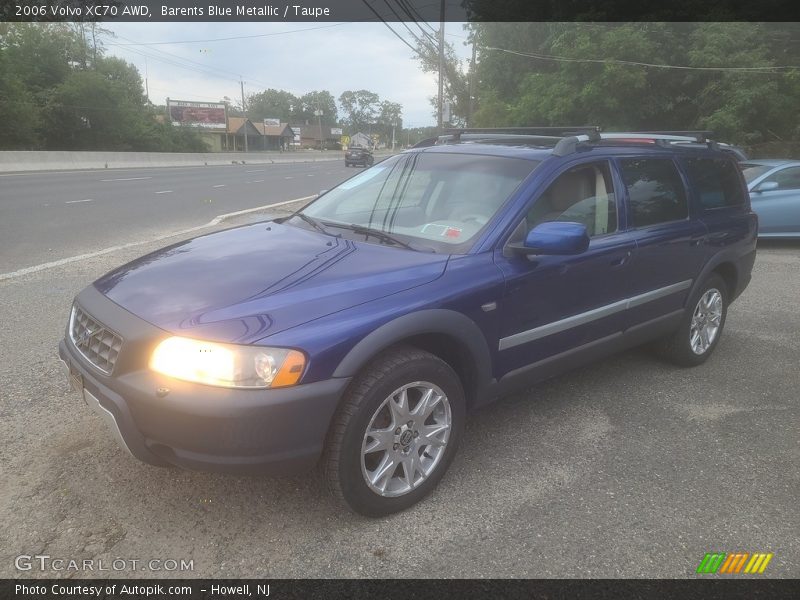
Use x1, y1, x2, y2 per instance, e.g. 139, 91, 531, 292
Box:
323, 346, 465, 517
655, 274, 728, 367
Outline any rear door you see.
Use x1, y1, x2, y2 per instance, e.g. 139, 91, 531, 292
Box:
614, 156, 707, 329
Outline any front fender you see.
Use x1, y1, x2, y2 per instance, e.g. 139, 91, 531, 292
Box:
332, 309, 494, 395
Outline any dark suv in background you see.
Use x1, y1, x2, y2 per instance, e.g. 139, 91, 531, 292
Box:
60, 128, 756, 516
345, 145, 374, 167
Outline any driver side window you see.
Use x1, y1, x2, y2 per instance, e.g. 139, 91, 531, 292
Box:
527, 161, 617, 237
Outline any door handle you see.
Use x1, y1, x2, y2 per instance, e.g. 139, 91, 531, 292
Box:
610, 251, 632, 268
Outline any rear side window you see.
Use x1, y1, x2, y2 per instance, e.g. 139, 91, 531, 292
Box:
684, 157, 745, 209
619, 159, 688, 227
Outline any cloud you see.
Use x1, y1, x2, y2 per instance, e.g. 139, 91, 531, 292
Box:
104, 22, 471, 127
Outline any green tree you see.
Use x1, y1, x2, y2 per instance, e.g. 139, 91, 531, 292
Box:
414, 34, 470, 126
466, 22, 800, 146
0, 44, 40, 148
296, 90, 338, 125
339, 89, 380, 132
247, 88, 297, 123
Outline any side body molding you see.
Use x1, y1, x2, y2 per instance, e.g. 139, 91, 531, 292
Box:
332, 309, 495, 398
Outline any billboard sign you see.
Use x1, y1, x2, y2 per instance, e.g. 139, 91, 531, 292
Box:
264, 118, 280, 127
331, 127, 343, 136
168, 100, 226, 129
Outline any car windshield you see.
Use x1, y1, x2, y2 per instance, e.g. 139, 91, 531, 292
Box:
740, 163, 773, 183
296, 152, 539, 253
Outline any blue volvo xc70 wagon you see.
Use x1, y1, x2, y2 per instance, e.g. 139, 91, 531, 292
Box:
60, 128, 757, 516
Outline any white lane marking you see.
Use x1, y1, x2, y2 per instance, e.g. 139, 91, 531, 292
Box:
306, 174, 315, 177
246, 180, 265, 183
65, 199, 94, 204
0, 195, 317, 282
154, 190, 173, 194
246, 169, 265, 173
212, 184, 226, 188
100, 177, 152, 182
285, 176, 293, 179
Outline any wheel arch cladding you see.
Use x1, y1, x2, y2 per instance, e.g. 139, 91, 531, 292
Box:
712, 261, 738, 298
332, 309, 493, 409
689, 254, 740, 305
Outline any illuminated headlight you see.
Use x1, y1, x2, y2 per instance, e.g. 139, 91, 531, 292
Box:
149, 337, 306, 389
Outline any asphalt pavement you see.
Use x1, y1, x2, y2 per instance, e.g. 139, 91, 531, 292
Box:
0, 162, 797, 578
0, 160, 355, 274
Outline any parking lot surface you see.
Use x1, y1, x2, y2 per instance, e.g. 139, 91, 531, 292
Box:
0, 167, 797, 577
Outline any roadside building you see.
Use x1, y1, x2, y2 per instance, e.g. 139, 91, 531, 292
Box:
349, 132, 373, 149
225, 117, 262, 152
290, 124, 342, 150
253, 122, 294, 151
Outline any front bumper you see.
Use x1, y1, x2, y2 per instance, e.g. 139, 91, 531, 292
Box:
59, 286, 350, 475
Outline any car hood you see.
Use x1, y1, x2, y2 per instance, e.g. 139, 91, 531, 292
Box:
95, 221, 448, 343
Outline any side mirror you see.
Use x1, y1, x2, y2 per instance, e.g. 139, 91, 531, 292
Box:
509, 221, 590, 256
753, 181, 779, 193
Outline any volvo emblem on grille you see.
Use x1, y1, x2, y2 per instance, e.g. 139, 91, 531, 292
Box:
75, 327, 100, 349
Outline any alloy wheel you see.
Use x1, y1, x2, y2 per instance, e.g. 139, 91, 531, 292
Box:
690, 288, 723, 355
360, 381, 452, 497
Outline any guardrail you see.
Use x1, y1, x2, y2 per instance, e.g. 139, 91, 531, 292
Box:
0, 150, 397, 173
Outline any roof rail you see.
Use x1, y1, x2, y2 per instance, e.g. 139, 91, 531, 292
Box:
632, 131, 714, 143
442, 126, 601, 142
411, 137, 438, 149
412, 127, 720, 156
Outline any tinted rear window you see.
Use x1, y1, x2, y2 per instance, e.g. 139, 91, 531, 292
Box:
619, 158, 688, 227
684, 157, 745, 209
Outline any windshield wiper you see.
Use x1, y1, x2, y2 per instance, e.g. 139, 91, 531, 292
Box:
328, 223, 417, 251
292, 212, 334, 236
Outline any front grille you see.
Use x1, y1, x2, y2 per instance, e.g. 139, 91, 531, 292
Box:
69, 305, 123, 375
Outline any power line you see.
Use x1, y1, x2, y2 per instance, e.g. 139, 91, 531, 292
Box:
106, 32, 293, 92
484, 45, 799, 73
360, 0, 423, 57
103, 23, 351, 46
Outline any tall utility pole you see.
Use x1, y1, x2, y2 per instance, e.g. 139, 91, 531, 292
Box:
467, 41, 476, 127
437, 0, 445, 131
144, 57, 149, 103
315, 108, 323, 150
240, 78, 248, 153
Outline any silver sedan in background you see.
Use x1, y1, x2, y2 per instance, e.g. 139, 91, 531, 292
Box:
741, 159, 800, 239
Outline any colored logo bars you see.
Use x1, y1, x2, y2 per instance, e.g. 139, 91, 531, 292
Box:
696, 552, 774, 574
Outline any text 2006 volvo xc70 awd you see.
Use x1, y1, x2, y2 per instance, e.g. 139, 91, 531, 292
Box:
60, 128, 757, 516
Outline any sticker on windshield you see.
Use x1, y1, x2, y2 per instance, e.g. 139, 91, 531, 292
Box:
421, 223, 463, 238
338, 166, 386, 189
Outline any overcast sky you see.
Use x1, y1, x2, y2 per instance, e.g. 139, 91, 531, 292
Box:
104, 22, 472, 127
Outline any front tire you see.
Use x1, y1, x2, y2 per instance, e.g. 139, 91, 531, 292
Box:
656, 274, 728, 367
323, 346, 465, 517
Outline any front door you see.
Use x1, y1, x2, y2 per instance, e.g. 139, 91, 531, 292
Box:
494, 159, 637, 378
